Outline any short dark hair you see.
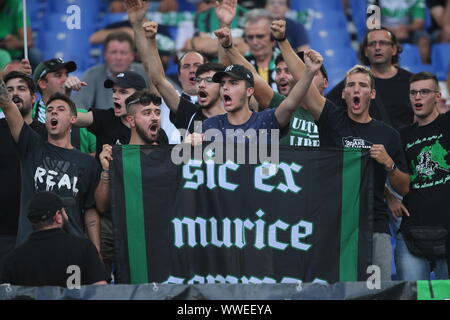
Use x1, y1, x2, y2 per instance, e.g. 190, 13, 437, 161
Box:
359, 26, 402, 66
104, 31, 135, 52
3, 71, 36, 94
125, 89, 162, 114
176, 51, 207, 75
410, 72, 439, 90
195, 62, 226, 77
46, 93, 77, 116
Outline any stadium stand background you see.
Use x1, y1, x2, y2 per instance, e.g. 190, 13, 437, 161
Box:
28, 0, 450, 95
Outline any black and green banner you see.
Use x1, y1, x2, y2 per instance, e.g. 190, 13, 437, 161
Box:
111, 145, 373, 284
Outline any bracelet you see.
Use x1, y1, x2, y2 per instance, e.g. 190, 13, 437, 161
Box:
222, 42, 233, 49
102, 169, 110, 173
274, 36, 286, 42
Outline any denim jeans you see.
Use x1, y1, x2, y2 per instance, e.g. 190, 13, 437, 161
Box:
394, 232, 449, 280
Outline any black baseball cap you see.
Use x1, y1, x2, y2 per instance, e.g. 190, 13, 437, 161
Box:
104, 71, 146, 90
27, 192, 75, 223
33, 58, 77, 83
212, 64, 254, 87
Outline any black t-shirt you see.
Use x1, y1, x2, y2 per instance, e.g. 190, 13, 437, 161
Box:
1, 228, 107, 286
426, 0, 446, 33
317, 100, 407, 234
400, 112, 450, 230
171, 96, 207, 134
88, 108, 131, 158
326, 68, 414, 130
15, 124, 98, 246
0, 120, 46, 236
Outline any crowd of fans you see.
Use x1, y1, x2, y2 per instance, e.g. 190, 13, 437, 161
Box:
0, 0, 449, 288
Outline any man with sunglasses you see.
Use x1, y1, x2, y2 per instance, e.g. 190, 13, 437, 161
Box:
327, 27, 414, 130
32, 58, 96, 155
392, 72, 449, 280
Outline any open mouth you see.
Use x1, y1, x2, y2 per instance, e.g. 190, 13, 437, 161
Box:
149, 124, 158, 134
189, 77, 196, 84
12, 96, 23, 104
353, 96, 361, 109
50, 118, 58, 128
223, 94, 232, 105
114, 103, 122, 110
374, 53, 383, 58
198, 91, 208, 99
415, 103, 423, 109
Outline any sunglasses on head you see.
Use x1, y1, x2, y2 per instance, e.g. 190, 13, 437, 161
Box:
126, 96, 161, 109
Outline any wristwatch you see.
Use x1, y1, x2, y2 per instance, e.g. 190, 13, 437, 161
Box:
385, 162, 396, 173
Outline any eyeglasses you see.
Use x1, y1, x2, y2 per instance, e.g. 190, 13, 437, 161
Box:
39, 57, 65, 79
126, 96, 161, 109
194, 77, 214, 84
409, 89, 439, 97
366, 40, 393, 48
245, 34, 268, 41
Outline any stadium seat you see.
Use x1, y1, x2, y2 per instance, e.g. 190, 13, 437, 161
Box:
291, 0, 343, 12
177, 0, 197, 12
309, 29, 352, 51
323, 48, 358, 70
47, 0, 101, 18
40, 30, 91, 70
310, 9, 348, 30
40, 11, 97, 36
402, 64, 436, 75
100, 12, 129, 28
400, 44, 421, 66
349, 0, 368, 42
431, 43, 450, 81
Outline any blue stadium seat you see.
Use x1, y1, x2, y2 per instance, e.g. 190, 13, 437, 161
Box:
401, 44, 421, 66
47, 0, 101, 18
40, 12, 97, 38
323, 48, 358, 70
431, 43, 450, 80
402, 64, 435, 75
309, 29, 352, 51
177, 0, 197, 12
350, 0, 368, 42
291, 0, 343, 12
310, 9, 347, 30
40, 30, 91, 70
100, 12, 129, 28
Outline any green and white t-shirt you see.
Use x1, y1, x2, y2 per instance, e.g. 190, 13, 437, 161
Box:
268, 92, 319, 147
380, 0, 425, 27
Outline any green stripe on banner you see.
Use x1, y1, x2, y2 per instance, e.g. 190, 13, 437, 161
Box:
417, 280, 450, 300
122, 146, 149, 284
339, 150, 361, 281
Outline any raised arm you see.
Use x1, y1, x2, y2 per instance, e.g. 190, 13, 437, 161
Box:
0, 79, 24, 142
74, 110, 93, 128
125, 0, 180, 112
215, 27, 275, 109
274, 50, 322, 128
125, 0, 159, 95
273, 21, 326, 120
95, 144, 113, 214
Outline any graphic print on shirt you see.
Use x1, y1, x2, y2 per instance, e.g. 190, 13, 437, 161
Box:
33, 157, 80, 196
407, 135, 450, 189
341, 137, 373, 149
